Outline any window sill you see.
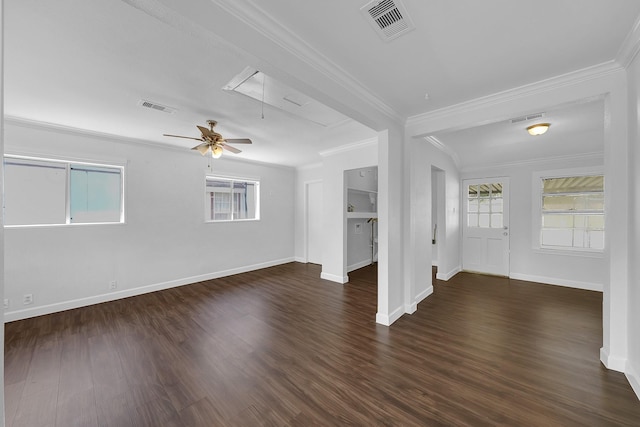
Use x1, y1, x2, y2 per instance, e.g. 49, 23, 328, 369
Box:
205, 218, 260, 224
532, 247, 604, 258
5, 222, 125, 229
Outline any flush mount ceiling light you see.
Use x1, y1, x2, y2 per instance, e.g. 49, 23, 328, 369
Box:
526, 123, 550, 136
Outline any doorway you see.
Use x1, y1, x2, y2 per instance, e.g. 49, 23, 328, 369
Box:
306, 180, 323, 265
462, 177, 510, 276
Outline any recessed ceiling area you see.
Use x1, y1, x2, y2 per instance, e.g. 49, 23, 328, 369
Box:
430, 98, 605, 170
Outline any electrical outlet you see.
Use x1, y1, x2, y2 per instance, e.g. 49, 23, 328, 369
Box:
23, 294, 33, 305
109, 280, 117, 290
4, 299, 9, 309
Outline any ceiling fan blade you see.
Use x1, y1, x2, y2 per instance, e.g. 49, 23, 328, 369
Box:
197, 125, 220, 140
191, 143, 211, 155
221, 144, 242, 154
224, 138, 252, 144
163, 134, 204, 142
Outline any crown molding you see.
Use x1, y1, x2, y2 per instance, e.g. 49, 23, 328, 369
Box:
406, 61, 623, 134
209, 0, 403, 125
616, 13, 640, 68
423, 136, 460, 169
319, 137, 378, 158
460, 151, 604, 174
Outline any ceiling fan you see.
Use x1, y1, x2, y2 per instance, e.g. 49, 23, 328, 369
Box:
163, 120, 252, 158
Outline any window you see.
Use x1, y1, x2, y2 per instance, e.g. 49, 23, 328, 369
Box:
205, 176, 259, 222
467, 182, 503, 228
535, 171, 604, 251
4, 155, 124, 226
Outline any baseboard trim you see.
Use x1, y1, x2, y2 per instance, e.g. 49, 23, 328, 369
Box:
431, 261, 438, 267
4, 257, 295, 323
376, 305, 404, 326
405, 302, 417, 314
436, 265, 461, 281
510, 272, 603, 292
347, 259, 373, 273
600, 347, 627, 372
415, 286, 434, 305
626, 362, 640, 401
320, 272, 349, 284
294, 256, 307, 263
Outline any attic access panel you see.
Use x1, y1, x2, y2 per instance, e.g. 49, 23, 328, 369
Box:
223, 67, 349, 127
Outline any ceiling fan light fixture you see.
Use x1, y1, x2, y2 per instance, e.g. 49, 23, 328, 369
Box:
211, 145, 223, 158
527, 123, 550, 136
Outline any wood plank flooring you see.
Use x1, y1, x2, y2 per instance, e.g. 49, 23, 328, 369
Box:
4, 263, 640, 426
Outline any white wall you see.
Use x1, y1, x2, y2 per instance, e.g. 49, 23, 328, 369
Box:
4, 120, 295, 321
404, 138, 461, 314
319, 140, 377, 283
293, 163, 322, 262
626, 51, 640, 398
462, 154, 606, 291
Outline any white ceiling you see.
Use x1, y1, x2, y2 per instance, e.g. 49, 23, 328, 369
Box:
5, 0, 640, 167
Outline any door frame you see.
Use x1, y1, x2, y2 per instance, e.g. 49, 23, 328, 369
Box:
462, 176, 511, 276
304, 179, 323, 264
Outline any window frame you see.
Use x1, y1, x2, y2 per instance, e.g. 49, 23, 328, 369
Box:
532, 166, 604, 255
204, 174, 260, 223
3, 154, 125, 228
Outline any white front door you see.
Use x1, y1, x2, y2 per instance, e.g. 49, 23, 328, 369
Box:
462, 178, 510, 276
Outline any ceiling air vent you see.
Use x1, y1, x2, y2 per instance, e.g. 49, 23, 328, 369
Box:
139, 100, 177, 114
511, 113, 544, 124
361, 0, 415, 42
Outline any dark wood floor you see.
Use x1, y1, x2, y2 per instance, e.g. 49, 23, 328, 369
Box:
4, 263, 640, 426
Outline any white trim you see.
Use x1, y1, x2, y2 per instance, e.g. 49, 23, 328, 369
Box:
414, 286, 433, 305
600, 347, 627, 373
531, 165, 605, 253
320, 272, 349, 284
294, 257, 306, 263
406, 61, 622, 134
509, 272, 603, 292
347, 259, 373, 273
376, 305, 404, 326
405, 302, 417, 314
431, 261, 438, 267
4, 257, 295, 323
436, 265, 461, 281
303, 179, 323, 265
616, 13, 640, 68
626, 362, 640, 401
424, 136, 460, 168
319, 137, 378, 158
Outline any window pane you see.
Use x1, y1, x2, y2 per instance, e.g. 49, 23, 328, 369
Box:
468, 185, 478, 198
479, 199, 490, 213
490, 197, 503, 213
541, 229, 573, 247
490, 213, 503, 228
542, 214, 574, 228
4, 158, 67, 225
206, 178, 259, 221
478, 213, 490, 228
468, 199, 478, 213
586, 194, 604, 210
587, 214, 604, 229
70, 165, 122, 223
490, 183, 503, 196
468, 214, 478, 227
543, 175, 603, 194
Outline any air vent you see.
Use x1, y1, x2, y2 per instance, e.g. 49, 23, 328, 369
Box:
511, 113, 545, 124
139, 100, 177, 114
361, 0, 415, 41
